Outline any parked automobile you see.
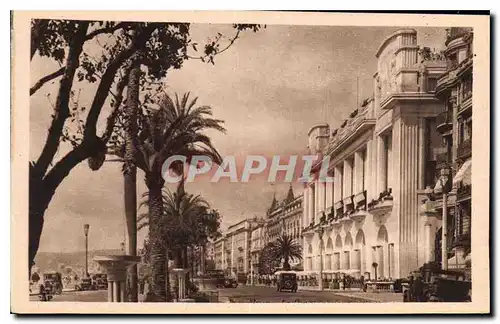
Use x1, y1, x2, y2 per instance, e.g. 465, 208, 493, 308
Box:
42, 272, 63, 295
38, 283, 53, 301
223, 277, 238, 288
92, 273, 108, 290
75, 277, 97, 291
404, 263, 471, 302
206, 270, 238, 288
277, 272, 297, 292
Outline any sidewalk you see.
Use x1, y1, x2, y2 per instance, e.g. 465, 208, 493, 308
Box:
297, 286, 403, 302
331, 291, 403, 303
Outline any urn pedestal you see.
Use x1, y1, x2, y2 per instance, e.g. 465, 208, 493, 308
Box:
93, 255, 141, 302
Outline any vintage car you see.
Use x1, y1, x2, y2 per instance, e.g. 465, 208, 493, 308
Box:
206, 270, 238, 288
43, 272, 63, 295
75, 277, 97, 291
222, 277, 238, 288
92, 273, 108, 290
404, 263, 471, 302
277, 272, 297, 292
38, 283, 54, 301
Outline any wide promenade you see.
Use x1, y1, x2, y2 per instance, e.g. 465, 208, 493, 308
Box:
30, 285, 404, 303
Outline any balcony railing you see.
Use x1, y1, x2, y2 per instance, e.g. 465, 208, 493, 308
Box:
353, 190, 367, 210
457, 138, 472, 160
343, 196, 354, 214
334, 200, 343, 217
436, 110, 453, 134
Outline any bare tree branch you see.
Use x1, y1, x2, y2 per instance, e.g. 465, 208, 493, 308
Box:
186, 30, 241, 61
84, 25, 157, 140
100, 62, 133, 143
84, 22, 129, 41
34, 22, 90, 176
30, 67, 65, 96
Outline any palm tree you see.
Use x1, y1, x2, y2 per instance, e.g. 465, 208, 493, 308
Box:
123, 64, 141, 302
134, 93, 225, 301
138, 180, 213, 300
271, 233, 303, 271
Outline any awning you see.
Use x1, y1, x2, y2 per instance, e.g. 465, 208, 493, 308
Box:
453, 159, 472, 186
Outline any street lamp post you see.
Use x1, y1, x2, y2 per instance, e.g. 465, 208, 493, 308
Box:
83, 224, 90, 277
434, 167, 453, 270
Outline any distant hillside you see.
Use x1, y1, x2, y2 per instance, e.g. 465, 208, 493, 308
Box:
34, 249, 123, 274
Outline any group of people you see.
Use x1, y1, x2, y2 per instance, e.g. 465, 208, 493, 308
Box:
246, 274, 278, 286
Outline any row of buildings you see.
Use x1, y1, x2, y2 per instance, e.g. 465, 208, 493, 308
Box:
211, 27, 473, 282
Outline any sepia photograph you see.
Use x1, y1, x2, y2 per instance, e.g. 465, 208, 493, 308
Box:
11, 11, 490, 314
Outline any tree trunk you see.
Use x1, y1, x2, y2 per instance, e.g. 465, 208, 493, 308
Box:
283, 256, 291, 271
147, 175, 167, 302
124, 64, 140, 302
29, 144, 90, 274
165, 247, 171, 302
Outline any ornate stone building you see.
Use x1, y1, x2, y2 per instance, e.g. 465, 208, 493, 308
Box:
430, 27, 473, 273
301, 29, 448, 280
213, 218, 265, 277
265, 185, 304, 269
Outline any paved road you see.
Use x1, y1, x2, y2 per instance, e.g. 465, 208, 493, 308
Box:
29, 286, 372, 303
219, 285, 370, 303
30, 290, 107, 302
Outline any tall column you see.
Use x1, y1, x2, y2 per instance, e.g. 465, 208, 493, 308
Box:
107, 282, 113, 302
343, 160, 352, 199
354, 151, 363, 194
398, 118, 420, 276
308, 185, 315, 224
303, 187, 309, 226
377, 136, 387, 194
334, 167, 342, 203
113, 281, 120, 302
366, 140, 374, 201
325, 177, 333, 209
120, 282, 126, 302
322, 181, 327, 212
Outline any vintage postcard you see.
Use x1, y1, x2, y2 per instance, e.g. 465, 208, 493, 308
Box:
11, 11, 490, 314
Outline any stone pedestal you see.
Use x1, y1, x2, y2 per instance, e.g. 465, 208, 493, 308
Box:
94, 255, 141, 302
171, 268, 189, 300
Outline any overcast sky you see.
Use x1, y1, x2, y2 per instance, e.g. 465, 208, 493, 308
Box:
30, 24, 447, 253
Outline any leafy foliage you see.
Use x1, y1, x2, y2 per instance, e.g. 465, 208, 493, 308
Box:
29, 19, 262, 273
258, 242, 281, 275
267, 233, 303, 271
138, 183, 222, 251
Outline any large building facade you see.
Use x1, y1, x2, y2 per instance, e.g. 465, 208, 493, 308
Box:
301, 29, 448, 280
431, 27, 473, 273
266, 185, 304, 269
213, 218, 264, 277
